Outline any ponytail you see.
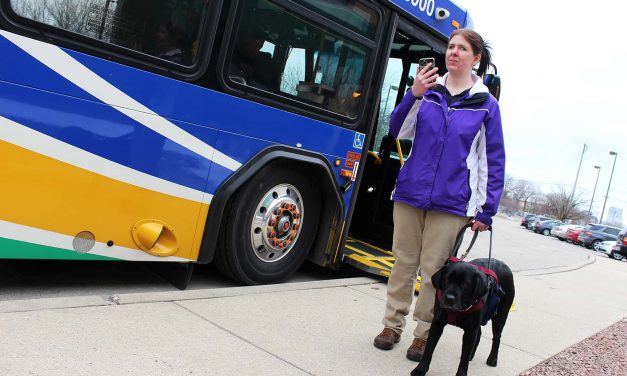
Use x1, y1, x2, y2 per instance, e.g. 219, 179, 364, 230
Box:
477, 41, 492, 77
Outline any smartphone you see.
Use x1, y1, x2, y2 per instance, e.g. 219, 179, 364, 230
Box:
418, 57, 436, 71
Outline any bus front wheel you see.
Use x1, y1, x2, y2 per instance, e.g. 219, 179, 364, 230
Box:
215, 165, 321, 285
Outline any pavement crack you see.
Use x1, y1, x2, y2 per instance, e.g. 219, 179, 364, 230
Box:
347, 285, 386, 302
174, 302, 313, 375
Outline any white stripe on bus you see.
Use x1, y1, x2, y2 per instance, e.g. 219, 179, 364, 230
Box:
0, 30, 242, 172
0, 115, 212, 204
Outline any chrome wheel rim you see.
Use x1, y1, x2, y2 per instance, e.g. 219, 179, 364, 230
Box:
593, 242, 600, 251
250, 184, 303, 263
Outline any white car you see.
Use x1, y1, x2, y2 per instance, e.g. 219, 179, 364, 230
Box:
597, 240, 617, 256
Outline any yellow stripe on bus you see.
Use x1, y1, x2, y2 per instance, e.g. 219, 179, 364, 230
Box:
345, 253, 389, 272
0, 140, 207, 260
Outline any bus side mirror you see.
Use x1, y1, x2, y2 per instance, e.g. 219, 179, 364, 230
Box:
484, 74, 501, 101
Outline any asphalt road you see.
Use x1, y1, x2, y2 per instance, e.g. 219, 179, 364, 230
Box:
0, 215, 608, 301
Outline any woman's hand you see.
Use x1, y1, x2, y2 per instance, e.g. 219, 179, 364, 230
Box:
471, 220, 489, 232
411, 63, 439, 97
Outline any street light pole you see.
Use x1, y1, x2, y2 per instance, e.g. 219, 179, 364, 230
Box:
383, 85, 399, 121
569, 143, 587, 203
585, 165, 601, 224
600, 151, 618, 224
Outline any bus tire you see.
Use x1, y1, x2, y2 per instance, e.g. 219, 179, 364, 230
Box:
215, 165, 321, 285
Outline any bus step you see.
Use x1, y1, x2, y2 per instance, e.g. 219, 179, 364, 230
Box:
343, 237, 421, 292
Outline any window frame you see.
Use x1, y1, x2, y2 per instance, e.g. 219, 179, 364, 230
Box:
0, 0, 224, 81
216, 0, 385, 129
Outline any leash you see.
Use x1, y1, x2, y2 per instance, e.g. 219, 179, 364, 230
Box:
452, 221, 494, 268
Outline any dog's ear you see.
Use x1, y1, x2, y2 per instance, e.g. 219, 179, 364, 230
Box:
472, 272, 489, 301
432, 267, 445, 290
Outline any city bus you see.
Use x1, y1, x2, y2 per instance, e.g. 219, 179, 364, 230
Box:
0, 0, 499, 288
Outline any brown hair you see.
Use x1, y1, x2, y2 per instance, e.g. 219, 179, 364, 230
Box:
449, 29, 492, 77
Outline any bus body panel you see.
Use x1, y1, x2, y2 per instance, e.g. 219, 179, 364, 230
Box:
0, 30, 363, 262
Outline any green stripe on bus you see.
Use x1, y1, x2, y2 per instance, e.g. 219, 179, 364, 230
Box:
0, 237, 118, 261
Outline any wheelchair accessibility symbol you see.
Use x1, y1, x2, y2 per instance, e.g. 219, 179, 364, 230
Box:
353, 133, 365, 149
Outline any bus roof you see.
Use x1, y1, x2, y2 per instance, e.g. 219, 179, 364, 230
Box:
387, 0, 471, 39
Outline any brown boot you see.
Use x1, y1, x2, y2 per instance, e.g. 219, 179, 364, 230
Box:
406, 337, 427, 361
373, 328, 400, 350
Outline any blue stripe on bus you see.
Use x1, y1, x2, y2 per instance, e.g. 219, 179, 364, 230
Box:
67, 49, 360, 159
0, 81, 214, 193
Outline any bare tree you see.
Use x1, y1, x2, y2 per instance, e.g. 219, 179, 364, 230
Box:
44, 0, 96, 35
10, 0, 47, 22
280, 64, 305, 96
513, 179, 537, 213
502, 174, 516, 199
544, 186, 587, 222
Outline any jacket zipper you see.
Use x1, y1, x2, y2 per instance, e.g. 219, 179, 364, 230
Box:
428, 96, 451, 208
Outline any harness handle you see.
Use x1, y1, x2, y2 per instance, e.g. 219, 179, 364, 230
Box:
452, 221, 493, 261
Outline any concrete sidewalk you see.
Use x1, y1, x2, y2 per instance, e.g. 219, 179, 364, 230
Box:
1, 256, 626, 376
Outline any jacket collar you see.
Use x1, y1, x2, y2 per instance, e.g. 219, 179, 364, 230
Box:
429, 73, 490, 106
435, 73, 490, 96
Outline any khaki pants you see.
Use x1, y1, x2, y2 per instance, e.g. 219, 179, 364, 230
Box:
383, 201, 468, 339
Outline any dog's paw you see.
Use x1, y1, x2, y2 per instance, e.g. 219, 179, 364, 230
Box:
410, 365, 427, 376
486, 356, 498, 367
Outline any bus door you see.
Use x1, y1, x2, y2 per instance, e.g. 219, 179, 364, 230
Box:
343, 22, 446, 282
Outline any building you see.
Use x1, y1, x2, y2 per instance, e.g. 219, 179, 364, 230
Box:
607, 207, 623, 227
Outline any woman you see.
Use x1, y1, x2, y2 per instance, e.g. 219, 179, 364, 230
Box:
373, 29, 505, 362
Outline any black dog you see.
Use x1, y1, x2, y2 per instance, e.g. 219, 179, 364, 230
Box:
411, 258, 515, 376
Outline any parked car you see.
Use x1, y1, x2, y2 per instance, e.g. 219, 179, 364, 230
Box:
609, 228, 627, 261
566, 227, 584, 245
578, 224, 622, 251
553, 224, 583, 241
598, 240, 617, 255
520, 214, 536, 228
526, 216, 552, 230
533, 220, 563, 235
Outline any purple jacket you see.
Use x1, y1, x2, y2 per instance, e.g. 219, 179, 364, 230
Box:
389, 74, 505, 225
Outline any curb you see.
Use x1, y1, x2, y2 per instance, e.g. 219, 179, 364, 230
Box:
517, 254, 596, 276
0, 276, 379, 314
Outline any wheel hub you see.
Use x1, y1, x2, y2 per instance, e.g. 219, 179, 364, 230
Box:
250, 184, 303, 263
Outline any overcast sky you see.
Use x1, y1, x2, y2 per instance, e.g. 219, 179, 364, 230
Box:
456, 0, 626, 223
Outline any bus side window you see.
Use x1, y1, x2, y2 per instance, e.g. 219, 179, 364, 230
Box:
8, 0, 208, 67
229, 29, 281, 91
225, 0, 375, 119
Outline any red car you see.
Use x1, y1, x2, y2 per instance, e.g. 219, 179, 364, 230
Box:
566, 228, 583, 245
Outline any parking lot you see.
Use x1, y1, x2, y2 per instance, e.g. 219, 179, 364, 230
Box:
458, 215, 604, 273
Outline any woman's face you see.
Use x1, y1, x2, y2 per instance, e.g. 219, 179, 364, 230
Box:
445, 34, 481, 75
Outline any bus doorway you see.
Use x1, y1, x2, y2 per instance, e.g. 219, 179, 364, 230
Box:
344, 26, 446, 277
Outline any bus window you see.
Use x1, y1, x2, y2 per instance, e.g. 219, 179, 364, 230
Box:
291, 0, 378, 40
227, 0, 372, 119
9, 0, 209, 66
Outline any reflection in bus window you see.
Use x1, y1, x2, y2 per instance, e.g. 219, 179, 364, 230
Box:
227, 0, 371, 119
10, 0, 208, 66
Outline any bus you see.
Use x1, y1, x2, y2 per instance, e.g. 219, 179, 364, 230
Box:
0, 0, 499, 289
